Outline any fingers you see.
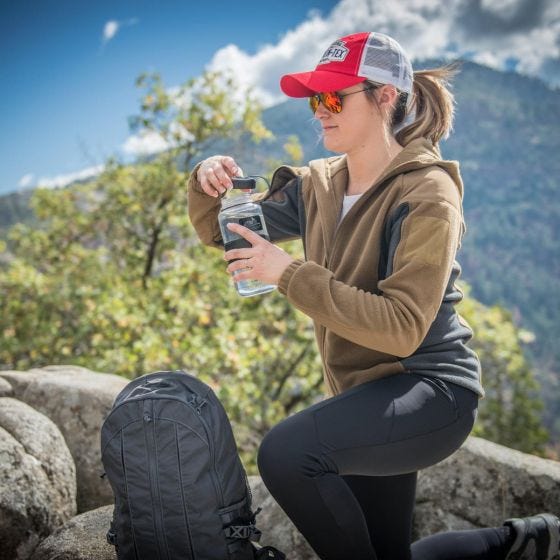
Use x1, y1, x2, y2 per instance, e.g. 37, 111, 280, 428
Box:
198, 160, 231, 197
222, 156, 241, 177
223, 224, 293, 285
196, 156, 243, 198
225, 223, 264, 247
226, 257, 253, 276
223, 224, 267, 274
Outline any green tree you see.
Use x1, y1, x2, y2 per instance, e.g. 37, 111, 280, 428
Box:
0, 71, 320, 469
129, 71, 271, 169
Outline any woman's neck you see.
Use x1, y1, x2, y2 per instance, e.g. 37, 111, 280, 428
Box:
346, 137, 403, 195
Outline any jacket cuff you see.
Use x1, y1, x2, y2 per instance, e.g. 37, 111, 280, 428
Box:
278, 259, 305, 295
186, 162, 223, 248
187, 162, 204, 193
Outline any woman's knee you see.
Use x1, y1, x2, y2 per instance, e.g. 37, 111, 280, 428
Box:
257, 425, 282, 483
257, 412, 324, 487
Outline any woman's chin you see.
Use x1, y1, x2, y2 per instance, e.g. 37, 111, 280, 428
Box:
322, 136, 343, 153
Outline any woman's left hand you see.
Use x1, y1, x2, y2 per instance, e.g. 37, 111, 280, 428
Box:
224, 223, 295, 286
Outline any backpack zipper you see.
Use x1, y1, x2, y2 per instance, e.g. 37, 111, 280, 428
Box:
143, 399, 169, 557
187, 395, 225, 507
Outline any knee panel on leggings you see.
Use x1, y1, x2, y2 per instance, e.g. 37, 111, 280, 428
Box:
257, 410, 336, 489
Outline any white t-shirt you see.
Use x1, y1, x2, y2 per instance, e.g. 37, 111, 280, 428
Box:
338, 193, 363, 224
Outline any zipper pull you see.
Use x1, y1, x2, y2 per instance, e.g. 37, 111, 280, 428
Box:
143, 398, 153, 422
189, 394, 207, 414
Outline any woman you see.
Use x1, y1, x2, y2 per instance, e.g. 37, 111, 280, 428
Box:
188, 32, 559, 560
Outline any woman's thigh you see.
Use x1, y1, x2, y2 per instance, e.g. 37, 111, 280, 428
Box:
263, 373, 478, 478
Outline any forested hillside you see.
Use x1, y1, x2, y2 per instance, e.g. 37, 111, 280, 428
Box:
0, 190, 35, 239
443, 64, 560, 437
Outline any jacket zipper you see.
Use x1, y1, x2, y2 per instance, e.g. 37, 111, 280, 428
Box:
320, 256, 335, 393
143, 399, 167, 558
329, 175, 394, 262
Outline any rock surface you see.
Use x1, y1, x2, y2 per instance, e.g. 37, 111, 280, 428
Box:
0, 397, 76, 560
2, 365, 559, 559
0, 376, 12, 396
249, 475, 318, 559
414, 435, 560, 539
32, 436, 560, 559
0, 365, 128, 512
29, 505, 115, 560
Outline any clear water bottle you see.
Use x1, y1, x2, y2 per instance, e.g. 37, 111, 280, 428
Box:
218, 187, 276, 298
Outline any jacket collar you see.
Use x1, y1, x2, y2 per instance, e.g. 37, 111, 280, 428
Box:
307, 138, 463, 257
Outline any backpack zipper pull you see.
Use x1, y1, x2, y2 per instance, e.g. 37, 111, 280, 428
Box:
190, 394, 207, 414
143, 400, 153, 422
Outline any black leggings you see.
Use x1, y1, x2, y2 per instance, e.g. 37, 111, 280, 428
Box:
257, 373, 514, 560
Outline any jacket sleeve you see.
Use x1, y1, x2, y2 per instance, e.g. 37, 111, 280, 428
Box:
255, 166, 307, 242
187, 162, 223, 249
187, 163, 307, 248
277, 170, 464, 357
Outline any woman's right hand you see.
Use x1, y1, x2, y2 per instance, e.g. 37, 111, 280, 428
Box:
196, 155, 243, 198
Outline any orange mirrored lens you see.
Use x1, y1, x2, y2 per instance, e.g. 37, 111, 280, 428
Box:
309, 96, 320, 113
322, 92, 342, 112
309, 92, 343, 114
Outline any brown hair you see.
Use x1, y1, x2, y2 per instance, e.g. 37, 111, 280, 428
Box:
398, 63, 460, 145
366, 62, 460, 146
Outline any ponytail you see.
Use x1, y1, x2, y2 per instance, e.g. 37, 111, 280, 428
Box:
394, 62, 460, 146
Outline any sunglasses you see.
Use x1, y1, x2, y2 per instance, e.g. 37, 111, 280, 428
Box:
308, 84, 378, 114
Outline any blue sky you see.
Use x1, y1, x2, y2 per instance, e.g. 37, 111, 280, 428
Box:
0, 0, 339, 195
1, 0, 559, 195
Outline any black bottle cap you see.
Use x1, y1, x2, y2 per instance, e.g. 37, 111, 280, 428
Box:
231, 177, 256, 190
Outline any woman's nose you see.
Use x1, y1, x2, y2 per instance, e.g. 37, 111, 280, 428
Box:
314, 101, 331, 119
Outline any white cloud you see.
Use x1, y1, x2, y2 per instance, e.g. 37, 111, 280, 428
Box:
118, 0, 559, 158
121, 124, 194, 158
122, 130, 169, 157
18, 173, 35, 189
101, 17, 139, 45
103, 20, 119, 43
37, 165, 105, 189
206, 0, 560, 107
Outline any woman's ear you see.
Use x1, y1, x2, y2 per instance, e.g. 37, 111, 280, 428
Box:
377, 85, 399, 108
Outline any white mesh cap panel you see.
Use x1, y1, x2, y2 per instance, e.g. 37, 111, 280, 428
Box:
358, 33, 413, 94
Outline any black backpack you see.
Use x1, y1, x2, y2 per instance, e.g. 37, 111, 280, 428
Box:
100, 370, 284, 560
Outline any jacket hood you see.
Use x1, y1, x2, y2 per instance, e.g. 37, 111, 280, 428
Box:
313, 138, 463, 201
268, 138, 463, 211
383, 138, 463, 199
292, 138, 463, 242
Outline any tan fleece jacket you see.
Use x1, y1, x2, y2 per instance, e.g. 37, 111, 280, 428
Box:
188, 138, 482, 397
